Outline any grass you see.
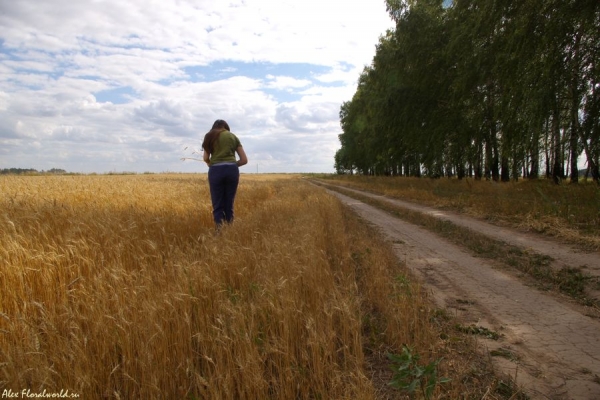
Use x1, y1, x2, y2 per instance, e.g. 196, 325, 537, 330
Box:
0, 174, 515, 399
490, 348, 520, 362
455, 325, 502, 341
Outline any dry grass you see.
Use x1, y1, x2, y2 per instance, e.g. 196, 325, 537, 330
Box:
316, 175, 600, 251
0, 174, 503, 399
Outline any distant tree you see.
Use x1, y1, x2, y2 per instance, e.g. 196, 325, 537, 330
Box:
0, 168, 38, 175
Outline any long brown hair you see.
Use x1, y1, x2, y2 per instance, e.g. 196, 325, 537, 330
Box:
202, 119, 230, 154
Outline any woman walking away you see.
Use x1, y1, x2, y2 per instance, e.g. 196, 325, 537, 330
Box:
202, 119, 248, 229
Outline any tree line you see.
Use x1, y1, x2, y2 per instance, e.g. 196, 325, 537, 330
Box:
335, 0, 599, 183
0, 168, 67, 175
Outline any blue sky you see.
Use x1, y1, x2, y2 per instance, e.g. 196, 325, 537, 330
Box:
0, 0, 395, 173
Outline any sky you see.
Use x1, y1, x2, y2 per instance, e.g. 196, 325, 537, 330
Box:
0, 0, 396, 174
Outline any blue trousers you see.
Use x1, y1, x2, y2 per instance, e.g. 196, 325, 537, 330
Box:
208, 163, 240, 226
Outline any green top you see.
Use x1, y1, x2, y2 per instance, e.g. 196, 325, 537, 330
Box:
207, 130, 242, 166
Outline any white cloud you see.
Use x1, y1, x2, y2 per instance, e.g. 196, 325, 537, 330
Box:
0, 91, 9, 111
0, 0, 394, 173
265, 75, 312, 90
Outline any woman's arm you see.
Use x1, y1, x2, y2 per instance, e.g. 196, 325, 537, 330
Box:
203, 149, 210, 165
236, 146, 248, 167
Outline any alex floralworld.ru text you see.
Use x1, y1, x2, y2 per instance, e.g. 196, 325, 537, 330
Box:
2, 389, 80, 398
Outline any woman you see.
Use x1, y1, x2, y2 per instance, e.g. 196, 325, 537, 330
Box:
202, 119, 248, 228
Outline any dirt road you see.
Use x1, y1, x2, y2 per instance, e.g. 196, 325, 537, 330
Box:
320, 183, 600, 400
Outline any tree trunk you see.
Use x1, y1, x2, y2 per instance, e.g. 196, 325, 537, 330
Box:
501, 155, 510, 182
569, 29, 582, 184
569, 128, 579, 183
579, 130, 600, 184
512, 143, 519, 181
552, 107, 562, 184
484, 140, 492, 180
491, 136, 500, 182
474, 138, 483, 180
529, 128, 539, 179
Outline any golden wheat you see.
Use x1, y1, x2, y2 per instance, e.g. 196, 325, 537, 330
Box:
0, 174, 498, 399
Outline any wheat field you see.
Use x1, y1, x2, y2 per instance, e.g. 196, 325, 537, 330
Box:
0, 174, 498, 399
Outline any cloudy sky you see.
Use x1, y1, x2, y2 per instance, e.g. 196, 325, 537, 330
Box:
0, 0, 395, 174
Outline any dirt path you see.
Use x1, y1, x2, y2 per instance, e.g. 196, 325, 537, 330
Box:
320, 183, 600, 400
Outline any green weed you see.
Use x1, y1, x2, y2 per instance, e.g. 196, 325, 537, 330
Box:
456, 324, 501, 340
387, 345, 450, 399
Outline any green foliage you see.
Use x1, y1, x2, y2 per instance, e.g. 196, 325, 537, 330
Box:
1, 168, 39, 175
387, 345, 450, 399
0, 168, 69, 175
337, 0, 600, 183
455, 324, 501, 340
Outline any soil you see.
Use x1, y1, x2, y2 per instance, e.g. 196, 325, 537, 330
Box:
320, 182, 600, 400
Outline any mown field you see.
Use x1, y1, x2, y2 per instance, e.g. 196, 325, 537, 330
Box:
1, 174, 511, 399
